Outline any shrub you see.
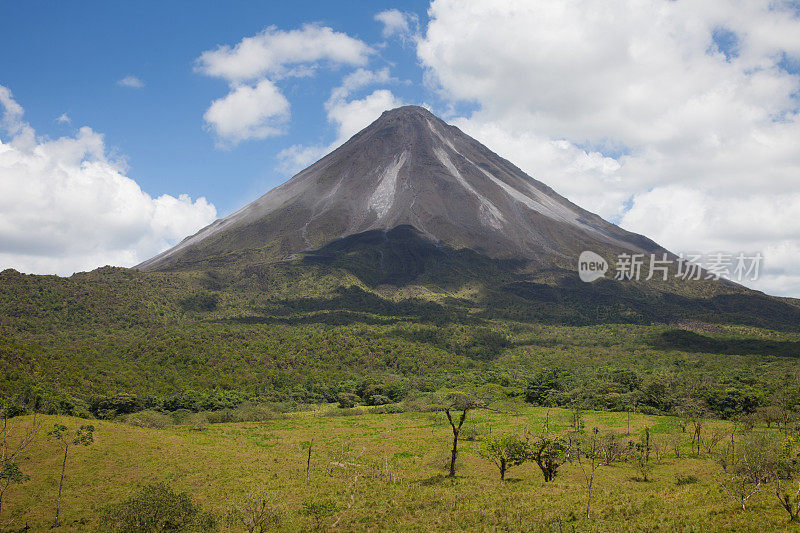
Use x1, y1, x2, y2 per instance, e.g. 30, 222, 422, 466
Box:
675, 474, 699, 485
185, 413, 209, 431
101, 482, 217, 532
232, 403, 283, 422
122, 410, 173, 429
170, 409, 193, 424
337, 393, 360, 408
302, 499, 338, 530
368, 403, 406, 415
368, 394, 392, 406
322, 407, 365, 417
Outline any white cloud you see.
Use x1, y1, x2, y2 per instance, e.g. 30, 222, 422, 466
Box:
117, 75, 144, 89
375, 9, 419, 42
329, 67, 395, 102
196, 24, 373, 82
197, 24, 375, 146
203, 79, 290, 147
0, 86, 216, 276
278, 71, 403, 174
417, 0, 800, 296
326, 89, 403, 144
55, 113, 70, 124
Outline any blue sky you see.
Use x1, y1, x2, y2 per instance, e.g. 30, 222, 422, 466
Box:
1, 1, 800, 297
1, 0, 433, 215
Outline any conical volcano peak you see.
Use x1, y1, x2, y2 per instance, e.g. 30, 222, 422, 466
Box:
136, 106, 662, 271
346, 105, 451, 149
379, 105, 436, 120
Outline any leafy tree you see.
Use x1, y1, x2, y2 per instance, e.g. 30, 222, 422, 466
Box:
528, 435, 571, 482
47, 423, 94, 527
432, 392, 484, 477
337, 393, 360, 409
478, 434, 529, 480
101, 482, 217, 532
524, 369, 564, 405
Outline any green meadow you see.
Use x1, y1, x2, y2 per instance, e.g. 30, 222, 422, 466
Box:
3, 405, 798, 532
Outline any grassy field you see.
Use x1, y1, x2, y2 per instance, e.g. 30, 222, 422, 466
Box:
3, 406, 797, 532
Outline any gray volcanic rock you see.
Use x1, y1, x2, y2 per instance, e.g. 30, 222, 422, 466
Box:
137, 106, 662, 271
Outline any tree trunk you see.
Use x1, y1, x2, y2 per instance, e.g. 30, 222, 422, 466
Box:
500, 458, 506, 481
445, 409, 467, 478
586, 470, 595, 519
55, 445, 68, 527
306, 439, 313, 484
449, 432, 458, 477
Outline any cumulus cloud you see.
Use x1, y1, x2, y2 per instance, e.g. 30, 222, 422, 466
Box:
329, 67, 395, 102
203, 79, 290, 147
417, 0, 800, 296
117, 75, 144, 89
55, 113, 70, 124
278, 70, 403, 173
375, 9, 419, 42
197, 23, 375, 145
196, 24, 373, 82
0, 86, 216, 276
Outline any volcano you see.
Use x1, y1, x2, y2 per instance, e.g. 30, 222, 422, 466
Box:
137, 106, 663, 272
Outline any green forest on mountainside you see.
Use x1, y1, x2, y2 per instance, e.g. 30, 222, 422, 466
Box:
1, 257, 799, 423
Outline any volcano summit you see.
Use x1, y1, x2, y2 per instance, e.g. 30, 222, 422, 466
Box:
137, 106, 662, 272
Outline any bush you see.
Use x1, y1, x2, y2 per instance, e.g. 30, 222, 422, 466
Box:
122, 410, 173, 429
203, 403, 284, 424
368, 403, 406, 414
101, 482, 217, 532
170, 409, 193, 424
232, 403, 283, 422
675, 474, 699, 485
368, 394, 392, 406
185, 412, 209, 431
337, 392, 360, 408
322, 407, 365, 417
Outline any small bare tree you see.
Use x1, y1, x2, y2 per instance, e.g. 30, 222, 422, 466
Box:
703, 427, 727, 455
677, 399, 707, 455
0, 405, 39, 526
669, 432, 682, 459
718, 432, 777, 511
301, 439, 313, 484
570, 405, 585, 431
576, 428, 624, 519
775, 478, 800, 522
651, 435, 667, 464
47, 424, 94, 527
226, 495, 282, 532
